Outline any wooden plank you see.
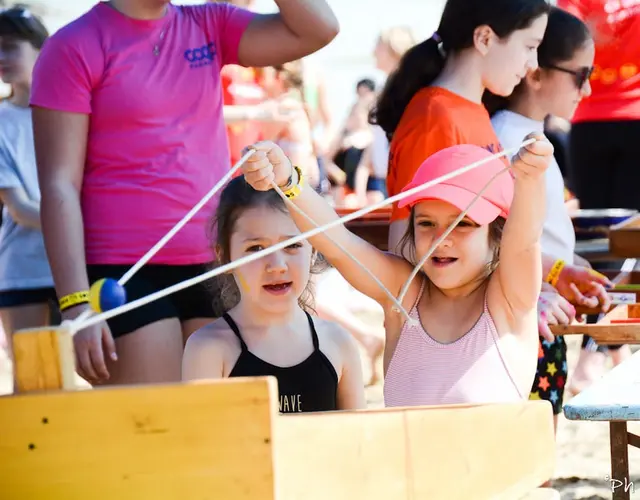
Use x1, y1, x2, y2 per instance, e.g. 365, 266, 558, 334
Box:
550, 304, 640, 344
0, 377, 278, 500
564, 350, 640, 421
12, 327, 76, 392
275, 401, 555, 500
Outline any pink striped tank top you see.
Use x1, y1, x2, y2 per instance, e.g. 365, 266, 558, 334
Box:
384, 280, 523, 407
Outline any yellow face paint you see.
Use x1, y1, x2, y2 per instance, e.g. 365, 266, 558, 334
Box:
236, 272, 249, 293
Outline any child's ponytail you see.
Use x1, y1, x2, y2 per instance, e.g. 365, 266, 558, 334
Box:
370, 34, 445, 140
369, 35, 444, 141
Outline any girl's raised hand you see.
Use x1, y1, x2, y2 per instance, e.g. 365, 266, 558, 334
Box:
511, 133, 554, 181
242, 141, 293, 191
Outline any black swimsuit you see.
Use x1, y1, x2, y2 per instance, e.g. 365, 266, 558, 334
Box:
225, 312, 339, 413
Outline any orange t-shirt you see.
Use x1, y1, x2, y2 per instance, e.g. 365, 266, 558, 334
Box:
387, 87, 504, 222
557, 0, 640, 122
221, 65, 266, 166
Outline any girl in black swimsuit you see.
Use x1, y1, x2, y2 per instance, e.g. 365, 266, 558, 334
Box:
182, 176, 366, 413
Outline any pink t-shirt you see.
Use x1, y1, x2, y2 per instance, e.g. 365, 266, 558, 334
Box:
30, 2, 255, 265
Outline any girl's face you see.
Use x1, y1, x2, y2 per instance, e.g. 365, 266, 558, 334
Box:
413, 200, 495, 292
537, 40, 595, 120
227, 205, 313, 314
0, 37, 38, 86
481, 14, 549, 97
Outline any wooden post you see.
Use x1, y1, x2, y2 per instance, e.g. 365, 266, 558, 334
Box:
11, 327, 76, 392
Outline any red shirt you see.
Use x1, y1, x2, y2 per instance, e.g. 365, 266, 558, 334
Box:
558, 0, 640, 122
221, 65, 265, 165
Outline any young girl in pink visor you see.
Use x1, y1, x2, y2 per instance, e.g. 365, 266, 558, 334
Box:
242, 135, 553, 407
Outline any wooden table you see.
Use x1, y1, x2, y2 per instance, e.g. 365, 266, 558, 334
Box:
563, 351, 640, 500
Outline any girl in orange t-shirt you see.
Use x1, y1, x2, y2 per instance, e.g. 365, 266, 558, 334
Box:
368, 0, 550, 254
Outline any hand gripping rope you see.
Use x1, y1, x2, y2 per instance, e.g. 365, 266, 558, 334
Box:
66, 139, 535, 335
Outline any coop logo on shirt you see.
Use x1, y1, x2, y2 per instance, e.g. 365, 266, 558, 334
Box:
184, 42, 217, 69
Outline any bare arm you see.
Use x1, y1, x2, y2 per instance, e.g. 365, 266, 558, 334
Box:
498, 177, 545, 312
290, 175, 406, 304
33, 108, 91, 299
182, 332, 225, 381
238, 0, 339, 68
0, 188, 41, 229
496, 139, 554, 314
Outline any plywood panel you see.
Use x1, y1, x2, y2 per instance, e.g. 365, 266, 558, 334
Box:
0, 377, 278, 500
12, 327, 76, 392
275, 401, 555, 500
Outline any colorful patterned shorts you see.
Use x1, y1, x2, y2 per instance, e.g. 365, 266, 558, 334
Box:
529, 335, 568, 415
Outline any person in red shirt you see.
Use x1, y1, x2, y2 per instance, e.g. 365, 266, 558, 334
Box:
221, 64, 266, 165
557, 0, 638, 391
558, 0, 640, 210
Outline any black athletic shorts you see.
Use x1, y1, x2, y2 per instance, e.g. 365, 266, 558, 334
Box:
86, 263, 238, 338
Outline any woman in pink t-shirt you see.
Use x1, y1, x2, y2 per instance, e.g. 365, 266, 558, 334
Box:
30, 0, 339, 387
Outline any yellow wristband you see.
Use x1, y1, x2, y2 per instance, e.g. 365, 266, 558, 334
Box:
281, 165, 304, 200
545, 259, 565, 288
59, 291, 90, 312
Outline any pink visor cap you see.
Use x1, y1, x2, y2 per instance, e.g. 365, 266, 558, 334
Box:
398, 144, 514, 225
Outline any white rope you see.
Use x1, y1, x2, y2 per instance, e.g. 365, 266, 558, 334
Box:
72, 150, 254, 324
271, 181, 414, 323
68, 140, 532, 334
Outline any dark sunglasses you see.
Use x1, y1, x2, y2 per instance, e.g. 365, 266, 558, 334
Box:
545, 64, 594, 89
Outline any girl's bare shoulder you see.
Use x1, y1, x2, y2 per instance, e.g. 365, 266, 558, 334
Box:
187, 317, 239, 350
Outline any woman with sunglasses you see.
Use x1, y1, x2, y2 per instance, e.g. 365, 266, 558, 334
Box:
29, 0, 339, 387
484, 7, 612, 439
0, 7, 55, 391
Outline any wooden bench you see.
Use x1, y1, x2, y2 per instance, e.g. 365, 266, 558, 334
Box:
0, 326, 559, 499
